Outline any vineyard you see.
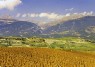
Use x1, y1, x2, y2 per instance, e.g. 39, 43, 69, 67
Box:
0, 47, 95, 67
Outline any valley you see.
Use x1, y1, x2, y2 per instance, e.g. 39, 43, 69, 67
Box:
0, 16, 95, 67
0, 0, 95, 66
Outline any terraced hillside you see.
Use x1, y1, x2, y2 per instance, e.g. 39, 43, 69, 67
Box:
0, 47, 95, 67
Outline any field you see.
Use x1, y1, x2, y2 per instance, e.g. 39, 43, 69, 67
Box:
45, 37, 95, 51
1, 37, 95, 67
1, 37, 95, 52
0, 47, 95, 67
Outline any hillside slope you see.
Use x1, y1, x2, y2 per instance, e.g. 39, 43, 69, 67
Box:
43, 16, 95, 38
0, 19, 42, 37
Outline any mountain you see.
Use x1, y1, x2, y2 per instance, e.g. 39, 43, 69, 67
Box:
38, 13, 94, 29
0, 19, 42, 37
0, 16, 95, 38
43, 16, 95, 38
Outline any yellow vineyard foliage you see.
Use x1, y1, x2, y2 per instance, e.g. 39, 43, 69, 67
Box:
0, 47, 95, 67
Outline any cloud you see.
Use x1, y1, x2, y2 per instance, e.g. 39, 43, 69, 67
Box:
73, 13, 78, 15
30, 14, 39, 17
16, 11, 94, 19
39, 13, 59, 19
22, 14, 27, 17
15, 11, 94, 23
16, 13, 64, 20
0, 0, 22, 10
39, 13, 65, 20
65, 13, 71, 16
81, 11, 94, 16
65, 8, 74, 11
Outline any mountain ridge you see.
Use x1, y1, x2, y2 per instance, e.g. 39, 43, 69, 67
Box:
42, 16, 95, 38
0, 16, 95, 38
0, 19, 42, 37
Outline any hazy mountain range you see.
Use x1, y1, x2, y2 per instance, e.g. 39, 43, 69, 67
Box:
0, 18, 42, 37
0, 15, 95, 39
43, 16, 95, 38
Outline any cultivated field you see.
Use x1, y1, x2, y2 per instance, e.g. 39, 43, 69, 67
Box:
1, 37, 95, 51
0, 47, 95, 67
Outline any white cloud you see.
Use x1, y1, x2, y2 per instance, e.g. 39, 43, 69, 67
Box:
30, 14, 39, 17
0, 0, 22, 10
16, 11, 94, 19
81, 11, 87, 15
39, 13, 49, 17
65, 8, 74, 11
73, 13, 78, 15
87, 11, 93, 15
15, 11, 94, 24
22, 14, 27, 17
19, 13, 64, 20
30, 14, 36, 17
80, 11, 94, 16
39, 13, 59, 19
65, 13, 71, 16
36, 13, 64, 20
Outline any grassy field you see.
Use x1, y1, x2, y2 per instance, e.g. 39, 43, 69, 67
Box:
1, 37, 95, 52
0, 47, 95, 67
45, 37, 95, 51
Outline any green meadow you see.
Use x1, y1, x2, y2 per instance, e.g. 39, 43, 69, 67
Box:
0, 37, 95, 51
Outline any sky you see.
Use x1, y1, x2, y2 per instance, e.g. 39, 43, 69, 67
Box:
0, 0, 95, 14
19, 0, 95, 14
0, 0, 95, 25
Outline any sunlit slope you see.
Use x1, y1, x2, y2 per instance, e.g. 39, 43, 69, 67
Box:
0, 47, 95, 67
